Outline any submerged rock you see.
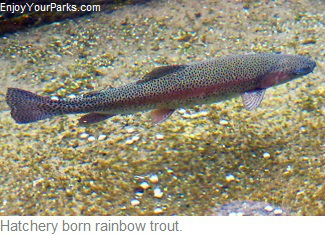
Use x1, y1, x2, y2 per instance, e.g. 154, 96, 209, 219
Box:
210, 201, 291, 216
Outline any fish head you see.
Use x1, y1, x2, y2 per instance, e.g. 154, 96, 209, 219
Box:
260, 55, 316, 89
284, 55, 316, 78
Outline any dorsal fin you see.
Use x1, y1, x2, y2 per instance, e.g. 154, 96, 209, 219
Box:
137, 65, 186, 84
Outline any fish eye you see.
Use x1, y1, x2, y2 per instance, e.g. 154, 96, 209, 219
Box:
293, 67, 309, 76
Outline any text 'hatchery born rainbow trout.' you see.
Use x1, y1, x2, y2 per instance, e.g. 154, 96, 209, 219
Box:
6, 53, 316, 125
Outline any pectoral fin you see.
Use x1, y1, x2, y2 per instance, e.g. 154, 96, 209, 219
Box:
79, 112, 114, 125
241, 89, 266, 110
150, 108, 175, 124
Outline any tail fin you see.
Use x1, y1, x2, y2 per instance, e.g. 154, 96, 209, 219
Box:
6, 88, 55, 124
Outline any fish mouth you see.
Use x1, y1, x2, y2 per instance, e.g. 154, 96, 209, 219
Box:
292, 60, 316, 76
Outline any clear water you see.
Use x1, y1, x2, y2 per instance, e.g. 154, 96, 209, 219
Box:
0, 0, 324, 215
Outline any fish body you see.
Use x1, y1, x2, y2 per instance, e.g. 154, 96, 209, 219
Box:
6, 53, 316, 124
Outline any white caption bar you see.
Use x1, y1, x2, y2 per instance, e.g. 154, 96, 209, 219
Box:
0, 216, 323, 235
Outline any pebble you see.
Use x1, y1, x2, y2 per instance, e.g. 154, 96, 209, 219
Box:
200, 110, 209, 116
140, 182, 150, 190
149, 174, 159, 183
229, 212, 238, 216
302, 156, 309, 161
219, 119, 229, 126
50, 96, 59, 101
153, 188, 163, 198
68, 94, 77, 99
88, 136, 96, 142
154, 207, 163, 214
98, 134, 107, 141
156, 134, 164, 140
132, 135, 140, 142
263, 152, 271, 159
130, 199, 140, 206
125, 135, 140, 144
274, 209, 283, 215
182, 113, 191, 118
225, 174, 235, 182
135, 190, 144, 197
125, 138, 134, 144
228, 212, 244, 216
126, 127, 135, 133
264, 205, 273, 212
296, 190, 304, 196
178, 109, 186, 114
80, 133, 89, 139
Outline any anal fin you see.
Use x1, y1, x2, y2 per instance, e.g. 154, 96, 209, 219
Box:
150, 108, 175, 124
241, 89, 266, 110
79, 112, 114, 125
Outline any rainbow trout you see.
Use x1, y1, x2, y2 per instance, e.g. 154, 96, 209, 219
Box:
6, 53, 316, 125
